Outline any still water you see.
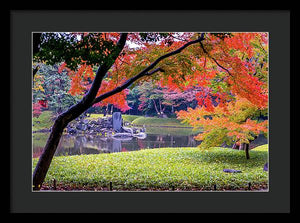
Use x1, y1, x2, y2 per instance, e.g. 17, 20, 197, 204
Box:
32, 131, 267, 158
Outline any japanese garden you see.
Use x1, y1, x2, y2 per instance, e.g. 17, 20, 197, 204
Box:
32, 32, 268, 191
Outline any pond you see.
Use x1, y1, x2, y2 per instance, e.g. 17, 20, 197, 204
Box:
32, 126, 267, 158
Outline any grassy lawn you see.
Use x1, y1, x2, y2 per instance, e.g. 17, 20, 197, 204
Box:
86, 113, 141, 123
32, 144, 268, 191
131, 116, 190, 127
122, 115, 141, 123
32, 111, 55, 132
85, 113, 105, 120
145, 126, 201, 136
251, 144, 268, 151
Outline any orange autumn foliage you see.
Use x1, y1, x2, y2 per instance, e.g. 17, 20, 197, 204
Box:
58, 61, 131, 112
57, 32, 268, 146
177, 96, 268, 148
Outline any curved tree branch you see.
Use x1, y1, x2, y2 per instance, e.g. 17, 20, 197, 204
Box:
93, 33, 205, 105
199, 39, 233, 77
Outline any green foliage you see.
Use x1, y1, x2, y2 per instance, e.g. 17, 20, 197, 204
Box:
33, 63, 81, 114
198, 128, 232, 150
34, 33, 118, 71
32, 145, 268, 190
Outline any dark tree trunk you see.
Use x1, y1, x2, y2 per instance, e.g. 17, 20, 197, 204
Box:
32, 113, 71, 190
33, 98, 99, 190
159, 99, 163, 115
32, 33, 128, 190
238, 143, 250, 159
32, 33, 205, 190
152, 99, 160, 116
232, 141, 251, 159
245, 143, 250, 159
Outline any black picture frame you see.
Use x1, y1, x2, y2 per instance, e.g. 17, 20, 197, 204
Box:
10, 10, 291, 213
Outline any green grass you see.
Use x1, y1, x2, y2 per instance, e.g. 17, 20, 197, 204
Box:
251, 144, 268, 151
145, 126, 202, 136
131, 116, 190, 127
32, 111, 55, 132
122, 115, 141, 123
86, 114, 140, 123
85, 113, 105, 120
33, 145, 268, 191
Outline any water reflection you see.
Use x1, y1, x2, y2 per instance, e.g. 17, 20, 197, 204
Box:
32, 133, 201, 157
32, 133, 267, 158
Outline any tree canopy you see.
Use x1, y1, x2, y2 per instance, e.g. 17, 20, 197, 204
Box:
32, 32, 268, 189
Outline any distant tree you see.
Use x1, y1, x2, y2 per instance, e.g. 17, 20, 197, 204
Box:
33, 63, 81, 115
177, 33, 268, 159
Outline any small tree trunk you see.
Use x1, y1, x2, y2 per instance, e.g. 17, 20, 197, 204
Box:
159, 99, 163, 115
245, 143, 250, 159
237, 143, 250, 159
152, 99, 160, 116
104, 105, 108, 116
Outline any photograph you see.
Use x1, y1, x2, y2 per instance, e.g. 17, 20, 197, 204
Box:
31, 32, 269, 192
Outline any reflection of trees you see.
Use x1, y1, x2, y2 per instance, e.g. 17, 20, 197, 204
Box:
33, 132, 205, 158
112, 139, 122, 152
170, 135, 173, 147
33, 147, 44, 158
155, 135, 165, 148
63, 136, 124, 154
137, 139, 145, 150
187, 135, 197, 147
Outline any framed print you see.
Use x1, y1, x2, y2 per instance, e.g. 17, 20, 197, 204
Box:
10, 10, 291, 213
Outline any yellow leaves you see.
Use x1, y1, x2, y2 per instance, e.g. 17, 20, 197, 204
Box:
177, 95, 268, 148
32, 74, 45, 92
35, 85, 45, 92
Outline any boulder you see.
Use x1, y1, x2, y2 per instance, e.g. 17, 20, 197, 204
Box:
83, 119, 89, 124
112, 112, 123, 133
263, 162, 268, 171
223, 169, 242, 173
76, 124, 83, 130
